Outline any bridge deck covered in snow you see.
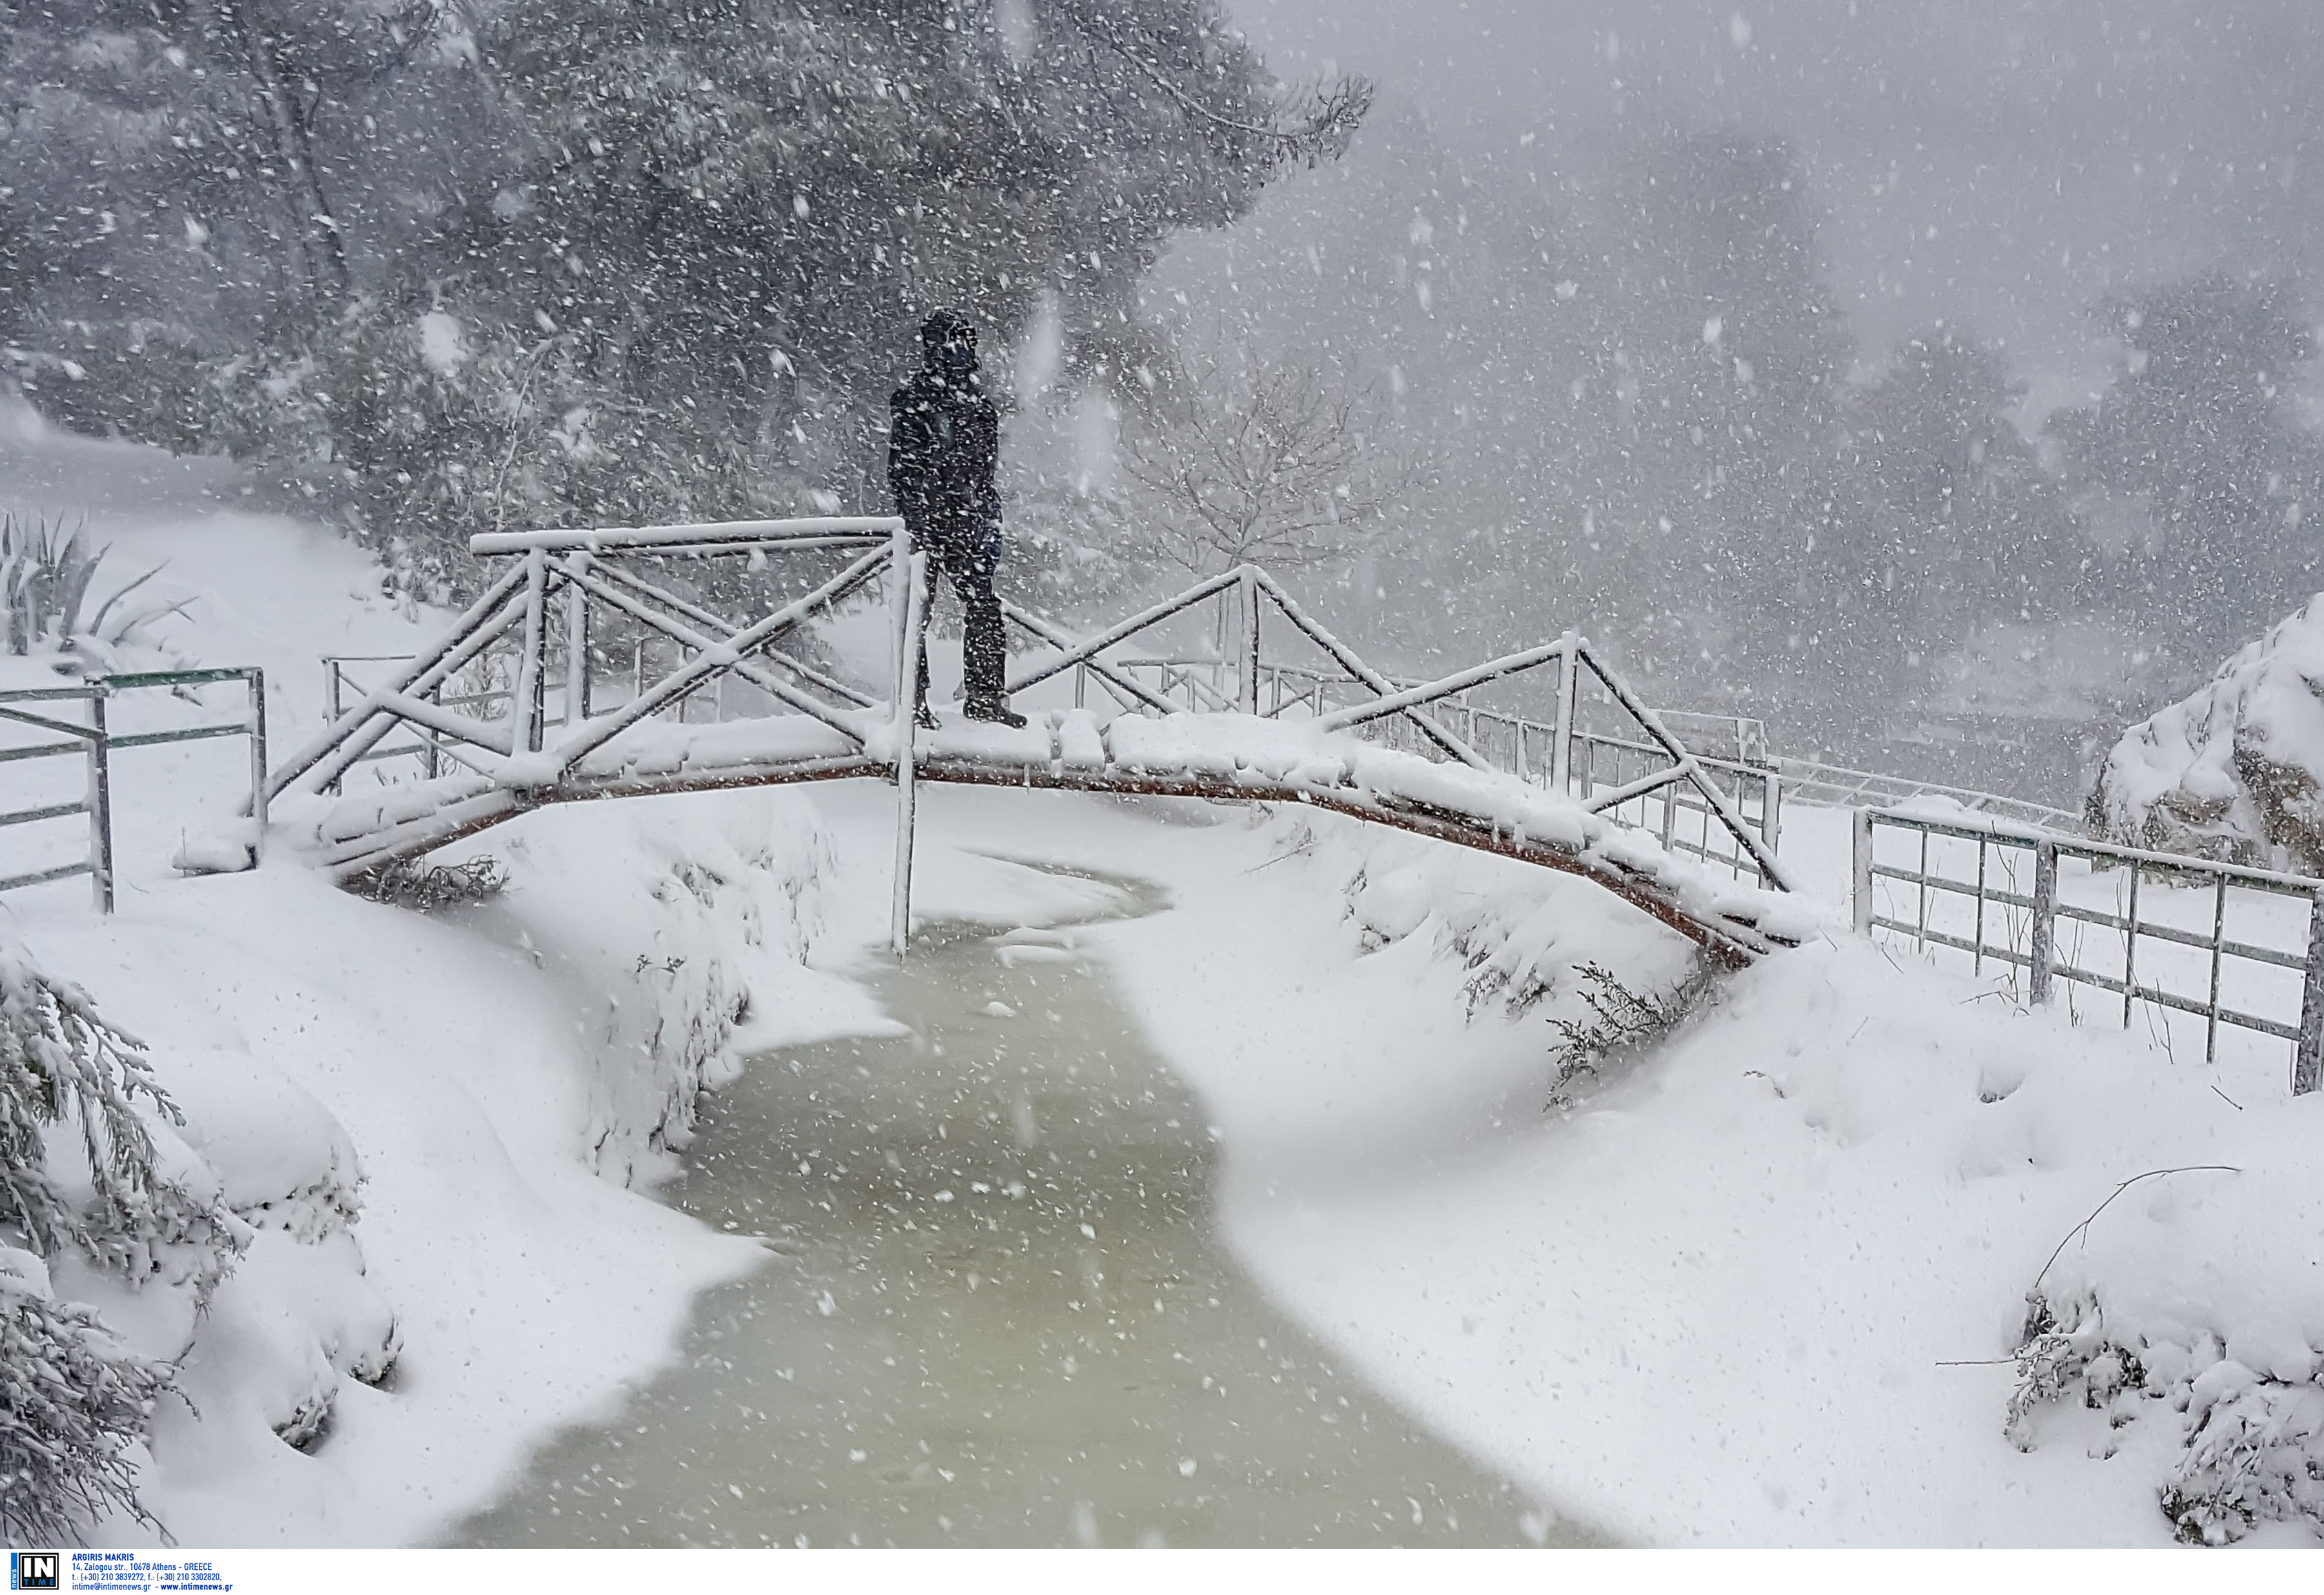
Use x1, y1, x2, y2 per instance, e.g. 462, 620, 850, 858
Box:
261, 518, 1810, 963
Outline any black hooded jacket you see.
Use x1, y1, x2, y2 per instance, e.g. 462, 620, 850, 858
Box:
888, 356, 1001, 552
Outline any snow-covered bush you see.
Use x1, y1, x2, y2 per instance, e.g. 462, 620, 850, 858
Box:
2002, 1130, 2324, 1545
2090, 593, 2324, 871
1540, 960, 1714, 1106
356, 857, 508, 912
2010, 1281, 2324, 1545
0, 942, 241, 1299
0, 939, 246, 1541
0, 1247, 172, 1545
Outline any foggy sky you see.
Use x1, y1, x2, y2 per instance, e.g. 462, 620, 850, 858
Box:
1227, 0, 2324, 411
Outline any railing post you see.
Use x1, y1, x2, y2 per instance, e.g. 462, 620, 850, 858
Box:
2294, 888, 2324, 1095
891, 551, 929, 960
1239, 569, 1261, 716
1549, 638, 1578, 795
1851, 808, 1874, 935
1763, 770, 1782, 861
2029, 837, 2059, 1006
565, 553, 591, 725
512, 550, 549, 755
246, 668, 268, 866
86, 689, 113, 914
890, 522, 913, 709
324, 660, 345, 797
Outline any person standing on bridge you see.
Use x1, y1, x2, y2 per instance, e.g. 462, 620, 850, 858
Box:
890, 309, 1027, 729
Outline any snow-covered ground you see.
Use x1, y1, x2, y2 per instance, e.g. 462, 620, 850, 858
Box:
8, 409, 2324, 1547
1, 409, 887, 1541
941, 793, 2320, 1545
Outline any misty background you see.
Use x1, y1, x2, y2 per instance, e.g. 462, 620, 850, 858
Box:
1081, 0, 2324, 802
6, 1, 2323, 805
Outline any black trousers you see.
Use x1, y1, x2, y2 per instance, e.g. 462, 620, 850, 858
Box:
912, 525, 1006, 706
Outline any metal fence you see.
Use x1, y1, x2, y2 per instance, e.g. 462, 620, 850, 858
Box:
0, 668, 268, 910
1853, 806, 2324, 1093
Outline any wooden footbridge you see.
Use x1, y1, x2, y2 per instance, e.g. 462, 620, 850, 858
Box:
261, 519, 1809, 964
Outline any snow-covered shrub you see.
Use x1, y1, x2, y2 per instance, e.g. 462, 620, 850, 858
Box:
2090, 593, 2324, 871
2003, 1141, 2324, 1545
1542, 960, 1714, 1106
2163, 1365, 2324, 1544
1306, 813, 1701, 1017
356, 857, 508, 912
0, 942, 241, 1299
602, 808, 833, 1166
157, 1046, 399, 1454
2010, 1283, 2324, 1545
0, 1248, 172, 1545
0, 940, 247, 1541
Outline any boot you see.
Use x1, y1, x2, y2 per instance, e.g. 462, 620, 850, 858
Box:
963, 695, 1028, 729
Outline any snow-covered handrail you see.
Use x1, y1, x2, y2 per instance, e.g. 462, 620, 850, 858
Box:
469, 516, 902, 556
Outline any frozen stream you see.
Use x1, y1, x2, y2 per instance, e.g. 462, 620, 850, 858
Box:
454, 875, 1574, 1547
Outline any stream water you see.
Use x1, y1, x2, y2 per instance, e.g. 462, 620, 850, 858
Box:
454, 875, 1575, 1547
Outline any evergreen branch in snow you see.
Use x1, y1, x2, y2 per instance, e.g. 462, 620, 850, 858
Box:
0, 1253, 174, 1547
0, 944, 241, 1295
0, 942, 248, 1545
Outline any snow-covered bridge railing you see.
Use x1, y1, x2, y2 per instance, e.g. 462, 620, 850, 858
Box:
1051, 657, 1786, 885
1853, 806, 2324, 1093
256, 517, 1804, 962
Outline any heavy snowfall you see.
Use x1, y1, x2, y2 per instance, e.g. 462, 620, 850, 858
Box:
3, 0, 2324, 1554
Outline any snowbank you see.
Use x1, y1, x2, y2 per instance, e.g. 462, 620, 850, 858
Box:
17, 824, 805, 1544
1, 418, 879, 1543
2092, 593, 2324, 871
1037, 802, 2324, 1546
434, 791, 844, 1188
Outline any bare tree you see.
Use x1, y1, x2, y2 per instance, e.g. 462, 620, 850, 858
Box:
1117, 356, 1411, 576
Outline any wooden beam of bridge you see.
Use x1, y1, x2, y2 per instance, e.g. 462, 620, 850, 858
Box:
301, 709, 1809, 966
